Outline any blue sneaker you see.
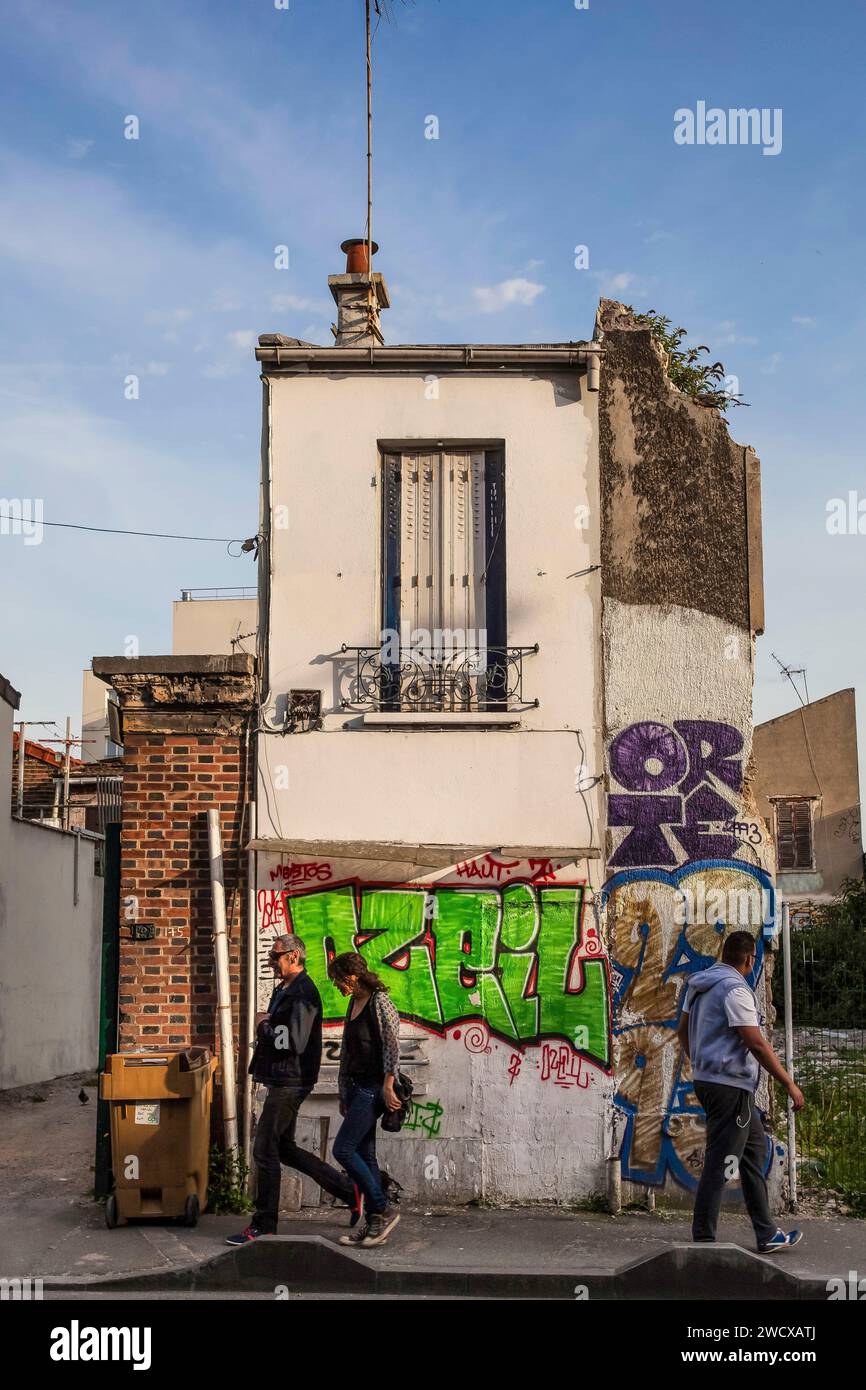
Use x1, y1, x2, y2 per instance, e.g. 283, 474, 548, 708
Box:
757, 1229, 803, 1254
225, 1225, 265, 1246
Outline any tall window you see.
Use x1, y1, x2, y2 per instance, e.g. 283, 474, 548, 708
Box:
775, 798, 815, 871
380, 447, 506, 707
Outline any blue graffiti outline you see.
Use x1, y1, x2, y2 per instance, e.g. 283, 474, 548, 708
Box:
602, 859, 775, 1189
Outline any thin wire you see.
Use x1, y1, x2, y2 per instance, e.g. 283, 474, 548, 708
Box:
39, 519, 244, 542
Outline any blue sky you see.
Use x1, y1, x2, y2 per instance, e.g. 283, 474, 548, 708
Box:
1, 0, 864, 788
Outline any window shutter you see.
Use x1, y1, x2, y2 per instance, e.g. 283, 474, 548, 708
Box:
442, 450, 486, 646
400, 452, 440, 644
381, 454, 401, 636
776, 799, 814, 870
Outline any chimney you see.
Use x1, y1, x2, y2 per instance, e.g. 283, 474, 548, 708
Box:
329, 239, 390, 347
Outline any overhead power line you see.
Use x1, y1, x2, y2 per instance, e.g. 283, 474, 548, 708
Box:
39, 519, 250, 544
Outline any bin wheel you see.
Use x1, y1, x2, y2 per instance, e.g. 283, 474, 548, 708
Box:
105, 1194, 119, 1229
183, 1195, 200, 1227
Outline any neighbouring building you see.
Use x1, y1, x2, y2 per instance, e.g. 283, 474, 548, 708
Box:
81, 587, 257, 762
1, 673, 104, 1089
753, 688, 863, 922
94, 247, 775, 1207
11, 731, 122, 832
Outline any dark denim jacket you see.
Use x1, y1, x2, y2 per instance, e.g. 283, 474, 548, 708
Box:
249, 970, 323, 1088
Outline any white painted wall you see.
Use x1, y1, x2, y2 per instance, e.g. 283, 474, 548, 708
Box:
256, 367, 611, 1204
256, 851, 612, 1205
1, 689, 103, 1090
261, 370, 603, 855
601, 599, 776, 1199
172, 598, 257, 656
81, 668, 114, 762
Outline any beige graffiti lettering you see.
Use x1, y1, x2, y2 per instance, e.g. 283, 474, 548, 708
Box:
608, 881, 680, 1021
615, 1025, 683, 1172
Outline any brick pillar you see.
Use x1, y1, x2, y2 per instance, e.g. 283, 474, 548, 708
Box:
91, 657, 256, 1071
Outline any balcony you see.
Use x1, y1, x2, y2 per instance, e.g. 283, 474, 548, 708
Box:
340, 643, 539, 717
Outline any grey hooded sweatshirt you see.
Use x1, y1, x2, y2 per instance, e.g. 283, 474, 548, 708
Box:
684, 962, 760, 1092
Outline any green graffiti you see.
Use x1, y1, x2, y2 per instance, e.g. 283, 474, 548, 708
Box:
403, 1098, 444, 1137
281, 882, 610, 1068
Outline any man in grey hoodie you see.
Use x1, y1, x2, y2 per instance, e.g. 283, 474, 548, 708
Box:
677, 930, 804, 1253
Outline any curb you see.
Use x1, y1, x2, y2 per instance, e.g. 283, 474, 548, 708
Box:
42, 1240, 829, 1300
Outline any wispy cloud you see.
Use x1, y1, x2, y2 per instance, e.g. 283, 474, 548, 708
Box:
66, 137, 93, 160
792, 314, 815, 326
472, 278, 545, 313
226, 330, 255, 350
716, 321, 758, 346
591, 269, 655, 300
271, 292, 329, 314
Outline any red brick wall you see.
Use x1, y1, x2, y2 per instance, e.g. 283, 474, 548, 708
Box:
10, 736, 71, 818
117, 731, 252, 1061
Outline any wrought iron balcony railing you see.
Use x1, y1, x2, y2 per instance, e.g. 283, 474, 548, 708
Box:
340, 644, 539, 713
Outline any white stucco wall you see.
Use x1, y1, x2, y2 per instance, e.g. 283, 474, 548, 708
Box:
81, 668, 111, 762
260, 370, 603, 855
255, 367, 613, 1204
172, 597, 257, 656
0, 695, 103, 1089
601, 598, 776, 1198
256, 850, 612, 1205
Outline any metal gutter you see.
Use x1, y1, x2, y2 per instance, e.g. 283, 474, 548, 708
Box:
256, 342, 603, 372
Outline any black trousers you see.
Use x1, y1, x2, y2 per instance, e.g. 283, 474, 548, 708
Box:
253, 1085, 355, 1233
692, 1080, 776, 1246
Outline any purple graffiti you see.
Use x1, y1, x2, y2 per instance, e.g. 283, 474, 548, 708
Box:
608, 795, 681, 867
608, 720, 746, 869
673, 721, 744, 797
609, 722, 688, 792
672, 785, 742, 861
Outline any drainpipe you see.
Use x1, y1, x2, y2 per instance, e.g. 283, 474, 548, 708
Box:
607, 1155, 622, 1215
207, 808, 239, 1160
242, 722, 258, 1178
781, 901, 798, 1212
607, 1104, 622, 1214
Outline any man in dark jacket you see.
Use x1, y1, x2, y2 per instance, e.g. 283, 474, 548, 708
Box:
227, 933, 357, 1243
678, 930, 804, 1254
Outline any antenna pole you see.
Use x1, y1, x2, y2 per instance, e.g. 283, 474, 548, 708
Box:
366, 0, 375, 319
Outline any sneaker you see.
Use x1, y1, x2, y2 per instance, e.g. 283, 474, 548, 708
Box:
757, 1229, 803, 1254
349, 1184, 365, 1228
361, 1206, 401, 1247
225, 1225, 265, 1246
339, 1221, 369, 1247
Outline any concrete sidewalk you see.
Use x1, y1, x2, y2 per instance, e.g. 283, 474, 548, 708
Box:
2, 1073, 864, 1298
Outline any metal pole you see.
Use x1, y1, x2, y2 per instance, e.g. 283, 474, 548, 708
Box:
62, 717, 72, 830
16, 721, 26, 817
781, 901, 798, 1211
94, 822, 121, 1199
366, 0, 373, 282
207, 809, 239, 1160
242, 730, 258, 1182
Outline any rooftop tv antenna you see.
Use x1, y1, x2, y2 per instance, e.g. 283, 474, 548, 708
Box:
362, 0, 402, 343
365, 0, 374, 287
771, 652, 810, 707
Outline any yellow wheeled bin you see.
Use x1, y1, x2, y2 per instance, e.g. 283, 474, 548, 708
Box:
99, 1048, 218, 1228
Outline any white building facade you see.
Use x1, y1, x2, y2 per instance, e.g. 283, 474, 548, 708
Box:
249, 271, 772, 1206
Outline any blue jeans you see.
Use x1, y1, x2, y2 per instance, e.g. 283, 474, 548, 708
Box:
332, 1083, 387, 1215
